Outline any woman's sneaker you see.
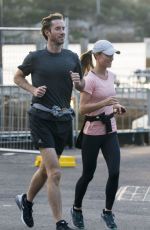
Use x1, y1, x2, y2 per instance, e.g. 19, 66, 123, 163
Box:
15, 193, 34, 228
71, 207, 85, 229
101, 209, 117, 229
56, 220, 74, 230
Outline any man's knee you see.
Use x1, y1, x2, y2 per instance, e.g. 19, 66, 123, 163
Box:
48, 169, 61, 185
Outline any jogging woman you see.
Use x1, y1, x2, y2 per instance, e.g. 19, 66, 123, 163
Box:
71, 40, 126, 230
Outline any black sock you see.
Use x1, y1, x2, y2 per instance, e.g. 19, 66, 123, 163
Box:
25, 198, 33, 206
56, 220, 66, 226
26, 200, 32, 204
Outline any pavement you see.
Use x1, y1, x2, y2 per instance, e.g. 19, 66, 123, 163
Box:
0, 145, 150, 230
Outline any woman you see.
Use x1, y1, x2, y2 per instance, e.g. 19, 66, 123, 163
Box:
71, 40, 126, 230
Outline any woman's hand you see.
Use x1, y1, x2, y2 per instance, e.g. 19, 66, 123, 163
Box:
113, 103, 126, 115
103, 96, 119, 107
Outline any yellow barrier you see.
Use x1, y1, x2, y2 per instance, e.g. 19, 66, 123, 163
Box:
34, 155, 77, 167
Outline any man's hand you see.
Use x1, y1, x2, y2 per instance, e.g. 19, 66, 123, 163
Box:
70, 71, 85, 91
33, 85, 47, 97
70, 71, 81, 84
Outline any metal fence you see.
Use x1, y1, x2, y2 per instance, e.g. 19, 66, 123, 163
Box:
0, 86, 32, 149
0, 86, 80, 149
0, 86, 150, 149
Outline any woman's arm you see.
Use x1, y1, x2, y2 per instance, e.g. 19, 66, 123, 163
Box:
79, 91, 119, 115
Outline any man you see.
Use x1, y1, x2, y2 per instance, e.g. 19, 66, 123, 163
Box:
14, 12, 84, 230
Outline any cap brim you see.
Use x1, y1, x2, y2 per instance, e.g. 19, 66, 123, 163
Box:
103, 48, 120, 55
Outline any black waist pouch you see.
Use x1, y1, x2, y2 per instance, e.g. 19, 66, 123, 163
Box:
75, 130, 83, 149
75, 119, 86, 149
75, 113, 114, 149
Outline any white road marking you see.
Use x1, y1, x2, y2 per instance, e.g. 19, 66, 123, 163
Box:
116, 186, 128, 201
117, 186, 150, 202
2, 152, 16, 156
143, 186, 150, 201
2, 204, 13, 207
130, 186, 139, 201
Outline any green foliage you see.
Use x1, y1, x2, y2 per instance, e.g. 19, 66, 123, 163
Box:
1, 0, 150, 40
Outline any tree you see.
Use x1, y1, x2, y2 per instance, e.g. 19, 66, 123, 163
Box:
2, 0, 150, 41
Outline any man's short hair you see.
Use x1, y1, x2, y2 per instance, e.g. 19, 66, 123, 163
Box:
41, 12, 64, 40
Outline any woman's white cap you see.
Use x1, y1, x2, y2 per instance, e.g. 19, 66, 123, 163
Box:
92, 40, 120, 55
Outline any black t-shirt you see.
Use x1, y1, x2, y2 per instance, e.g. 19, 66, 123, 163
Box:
18, 48, 82, 109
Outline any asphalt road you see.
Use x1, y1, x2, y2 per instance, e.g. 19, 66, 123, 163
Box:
0, 146, 150, 230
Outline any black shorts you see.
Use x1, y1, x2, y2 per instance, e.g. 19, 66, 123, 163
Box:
29, 113, 72, 155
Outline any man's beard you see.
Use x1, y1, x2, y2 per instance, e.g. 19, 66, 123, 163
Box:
56, 41, 64, 46
56, 38, 64, 46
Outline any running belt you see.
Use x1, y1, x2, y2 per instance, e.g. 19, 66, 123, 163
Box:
85, 112, 114, 133
32, 103, 75, 117
75, 112, 114, 149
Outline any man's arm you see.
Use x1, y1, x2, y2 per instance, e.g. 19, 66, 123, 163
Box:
14, 68, 36, 94
70, 71, 85, 91
14, 69, 47, 97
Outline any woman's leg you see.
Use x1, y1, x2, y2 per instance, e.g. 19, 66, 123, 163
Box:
74, 135, 101, 208
101, 132, 120, 210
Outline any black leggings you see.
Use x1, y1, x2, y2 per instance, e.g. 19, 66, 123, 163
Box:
74, 132, 120, 210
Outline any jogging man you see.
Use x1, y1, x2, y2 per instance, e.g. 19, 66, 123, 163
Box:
14, 12, 84, 230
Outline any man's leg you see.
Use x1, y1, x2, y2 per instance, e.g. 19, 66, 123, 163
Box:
40, 147, 62, 222
15, 157, 48, 228
27, 161, 47, 202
